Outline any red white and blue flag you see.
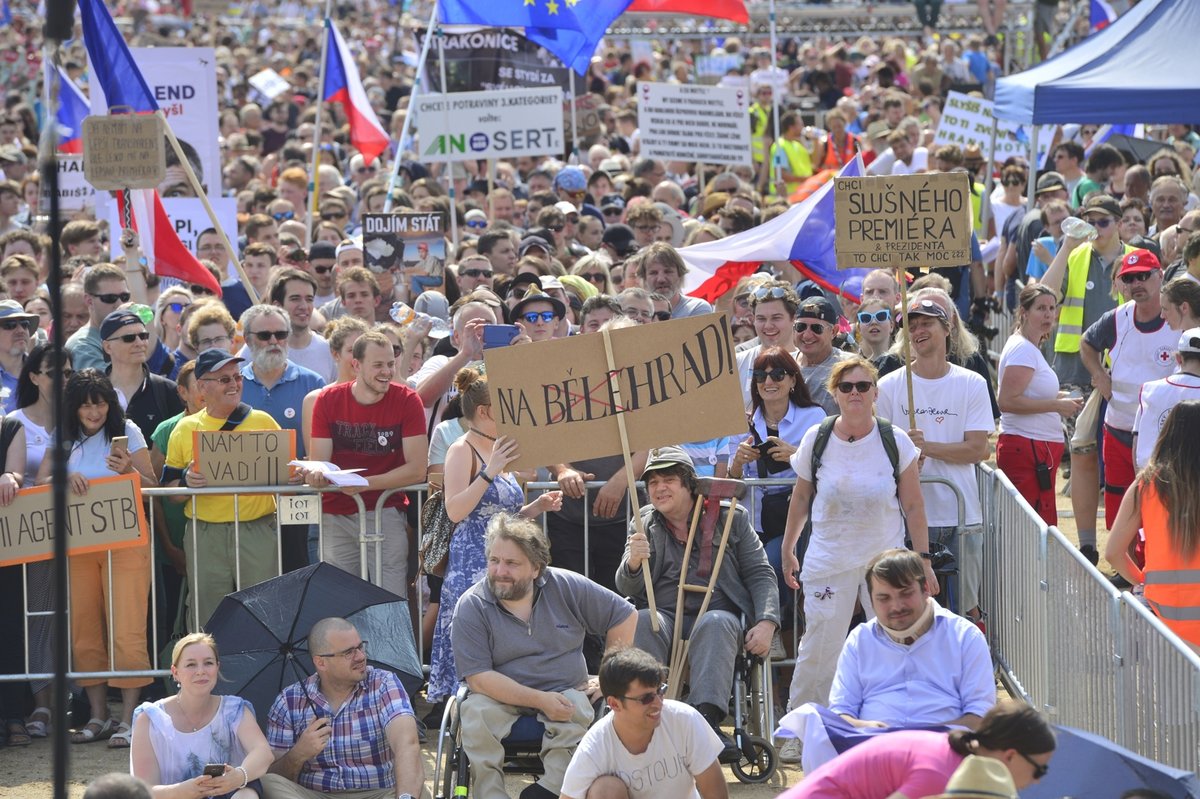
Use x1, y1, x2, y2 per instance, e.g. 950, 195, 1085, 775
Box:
48, 61, 90, 154
680, 157, 870, 303
77, 0, 221, 296
1090, 0, 1117, 31
323, 19, 390, 166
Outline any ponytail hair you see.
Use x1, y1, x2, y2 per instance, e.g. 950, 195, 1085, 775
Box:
454, 366, 490, 420
948, 700, 1055, 756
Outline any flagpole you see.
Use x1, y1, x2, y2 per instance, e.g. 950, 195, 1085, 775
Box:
438, 25, 459, 252
569, 70, 579, 164
768, 0, 781, 197
310, 4, 334, 248
384, 0, 439, 213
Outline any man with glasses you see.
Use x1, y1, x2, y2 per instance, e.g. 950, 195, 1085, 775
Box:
195, 228, 231, 279
735, 281, 801, 405
559, 647, 727, 799
0, 299, 37, 412
625, 204, 663, 250
455, 254, 494, 293
307, 241, 338, 308
263, 617, 424, 799
512, 286, 566, 343
453, 514, 635, 799
794, 297, 851, 416
1050, 142, 1086, 198
637, 243, 712, 320
1081, 249, 1177, 538
100, 308, 182, 442
164, 348, 292, 626
347, 153, 378, 188
67, 263, 136, 371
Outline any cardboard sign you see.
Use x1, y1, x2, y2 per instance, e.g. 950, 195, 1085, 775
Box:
484, 313, 746, 470
424, 28, 572, 94
248, 68, 291, 103
194, 429, 296, 487
834, 173, 973, 269
362, 212, 445, 278
638, 83, 752, 165
0, 474, 148, 568
565, 94, 603, 144
82, 114, 166, 190
932, 92, 1055, 167
50, 156, 98, 213
415, 87, 565, 162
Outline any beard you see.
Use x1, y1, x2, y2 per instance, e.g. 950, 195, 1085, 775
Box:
488, 574, 533, 601
252, 347, 288, 373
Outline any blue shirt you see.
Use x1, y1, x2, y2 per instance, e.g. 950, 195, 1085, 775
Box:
220, 279, 253, 321
0, 360, 20, 413
239, 360, 326, 458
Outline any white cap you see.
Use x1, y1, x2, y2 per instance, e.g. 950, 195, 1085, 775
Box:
336, 237, 363, 256
1179, 327, 1200, 354
554, 200, 578, 216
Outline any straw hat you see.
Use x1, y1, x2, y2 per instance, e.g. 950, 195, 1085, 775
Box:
933, 756, 1018, 799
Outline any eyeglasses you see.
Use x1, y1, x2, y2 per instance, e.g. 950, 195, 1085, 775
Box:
522, 310, 558, 324
621, 307, 653, 320
90, 292, 132, 305
752, 285, 790, 302
466, 219, 488, 229
272, 211, 294, 221
313, 264, 334, 274
752, 367, 792, 383
857, 310, 891, 324
1017, 751, 1050, 781
581, 272, 607, 283
197, 335, 232, 349
794, 321, 827, 334
166, 302, 190, 314
1087, 216, 1114, 229
200, 373, 244, 385
653, 310, 671, 321
108, 331, 150, 343
190, 285, 215, 296
316, 640, 368, 659
460, 268, 493, 279
836, 380, 874, 394
1119, 270, 1156, 283
0, 320, 26, 331
620, 683, 668, 705
250, 330, 289, 341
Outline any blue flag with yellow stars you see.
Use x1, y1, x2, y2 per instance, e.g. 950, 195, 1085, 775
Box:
438, 0, 633, 74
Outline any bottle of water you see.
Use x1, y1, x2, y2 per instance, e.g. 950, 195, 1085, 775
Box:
1061, 216, 1098, 241
390, 302, 452, 339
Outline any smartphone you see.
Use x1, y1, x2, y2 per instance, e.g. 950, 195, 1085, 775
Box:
755, 440, 791, 474
203, 764, 225, 777
110, 436, 129, 457
482, 324, 520, 349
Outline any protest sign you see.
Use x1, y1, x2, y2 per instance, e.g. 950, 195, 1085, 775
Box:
194, 429, 297, 487
424, 29, 572, 94
82, 114, 166, 190
565, 94, 603, 143
248, 68, 291, 104
415, 87, 564, 162
695, 54, 743, 81
484, 313, 746, 470
52, 156, 98, 212
0, 474, 148, 568
638, 83, 751, 165
932, 92, 1055, 167
107, 197, 238, 273
362, 213, 445, 284
834, 172, 973, 269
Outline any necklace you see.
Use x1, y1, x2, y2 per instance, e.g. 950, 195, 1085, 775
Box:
176, 695, 213, 732
468, 427, 496, 441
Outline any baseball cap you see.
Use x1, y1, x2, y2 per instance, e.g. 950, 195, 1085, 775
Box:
906, 297, 950, 322
554, 200, 579, 217
797, 296, 839, 324
601, 224, 639, 258
1035, 171, 1067, 195
1178, 327, 1200, 354
309, 240, 337, 261
600, 194, 626, 212
641, 445, 695, 479
99, 310, 145, 340
1081, 194, 1121, 218
554, 166, 587, 192
194, 348, 245, 378
519, 234, 554, 258
335, 237, 363, 257
1117, 248, 1161, 277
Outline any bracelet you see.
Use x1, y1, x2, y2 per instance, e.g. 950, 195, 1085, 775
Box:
918, 551, 933, 560
477, 470, 494, 484
235, 766, 248, 788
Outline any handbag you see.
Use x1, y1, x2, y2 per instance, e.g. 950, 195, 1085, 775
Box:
419, 490, 455, 577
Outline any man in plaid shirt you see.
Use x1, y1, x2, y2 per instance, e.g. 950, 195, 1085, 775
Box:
261, 617, 425, 799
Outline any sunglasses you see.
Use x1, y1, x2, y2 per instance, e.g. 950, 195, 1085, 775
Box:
251, 330, 288, 341
752, 285, 790, 302
603, 208, 623, 217
466, 219, 488, 229
0, 320, 28, 331
1086, 216, 1115, 229
752, 367, 792, 383
460, 268, 493, 279
581, 272, 607, 283
836, 380, 874, 394
190, 285, 215, 296
546, 224, 564, 233
1017, 751, 1050, 781
108, 331, 150, 343
166, 302, 190, 314
794, 321, 827, 334
1119, 270, 1155, 283
857, 310, 891, 324
201, 373, 244, 385
522, 310, 558, 323
356, 166, 377, 174
313, 264, 334, 274
620, 683, 668, 706
91, 292, 132, 305
653, 310, 671, 321
272, 211, 294, 221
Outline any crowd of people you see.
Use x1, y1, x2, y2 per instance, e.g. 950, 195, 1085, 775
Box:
0, 0, 1197, 796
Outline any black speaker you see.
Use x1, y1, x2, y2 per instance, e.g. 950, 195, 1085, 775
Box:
44, 0, 74, 42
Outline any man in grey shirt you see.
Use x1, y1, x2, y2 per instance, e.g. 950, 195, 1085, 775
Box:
453, 514, 636, 799
795, 296, 851, 415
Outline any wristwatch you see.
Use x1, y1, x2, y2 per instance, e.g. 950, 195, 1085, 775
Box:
918, 551, 933, 560
399, 793, 414, 799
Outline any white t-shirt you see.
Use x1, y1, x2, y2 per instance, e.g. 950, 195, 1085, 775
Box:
997, 335, 1063, 442
560, 700, 723, 799
288, 335, 337, 384
890, 147, 929, 175
790, 421, 918, 580
1133, 372, 1200, 469
877, 365, 994, 527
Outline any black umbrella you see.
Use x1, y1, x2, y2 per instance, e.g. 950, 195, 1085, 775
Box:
1021, 725, 1198, 799
206, 563, 424, 729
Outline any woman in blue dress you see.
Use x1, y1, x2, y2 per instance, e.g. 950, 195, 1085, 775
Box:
427, 367, 562, 703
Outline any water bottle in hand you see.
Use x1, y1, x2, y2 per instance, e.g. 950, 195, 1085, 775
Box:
1061, 216, 1097, 242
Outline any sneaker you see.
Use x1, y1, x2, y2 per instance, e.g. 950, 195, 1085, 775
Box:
778, 736, 802, 764
1080, 545, 1099, 566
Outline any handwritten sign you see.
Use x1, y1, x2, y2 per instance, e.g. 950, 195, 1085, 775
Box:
834, 172, 973, 269
932, 92, 1055, 167
484, 313, 746, 470
639, 83, 752, 165
82, 114, 166, 190
0, 474, 148, 568
194, 429, 296, 487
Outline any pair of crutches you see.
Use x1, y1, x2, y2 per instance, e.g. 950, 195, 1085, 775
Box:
664, 477, 748, 701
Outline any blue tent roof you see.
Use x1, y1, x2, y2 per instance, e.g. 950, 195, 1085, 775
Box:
994, 0, 1200, 125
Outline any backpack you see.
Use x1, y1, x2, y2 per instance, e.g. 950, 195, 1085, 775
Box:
809, 415, 901, 495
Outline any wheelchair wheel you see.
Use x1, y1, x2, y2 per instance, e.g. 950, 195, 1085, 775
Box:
731, 735, 776, 784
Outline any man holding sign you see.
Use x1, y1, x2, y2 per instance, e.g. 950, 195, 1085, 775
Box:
164, 348, 294, 627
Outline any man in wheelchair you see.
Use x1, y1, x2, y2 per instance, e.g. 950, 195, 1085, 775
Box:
616, 447, 780, 762
452, 513, 637, 799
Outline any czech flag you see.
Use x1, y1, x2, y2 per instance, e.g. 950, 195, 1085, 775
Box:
77, 0, 222, 296
1090, 0, 1116, 31
627, 0, 747, 24
323, 18, 390, 166
679, 157, 870, 303
48, 61, 90, 154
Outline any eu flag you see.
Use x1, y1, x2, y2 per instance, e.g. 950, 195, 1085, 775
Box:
77, 0, 158, 113
438, 0, 633, 74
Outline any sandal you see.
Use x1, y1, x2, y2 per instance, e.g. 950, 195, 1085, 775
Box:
107, 722, 132, 749
71, 717, 116, 744
26, 707, 50, 738
5, 720, 31, 747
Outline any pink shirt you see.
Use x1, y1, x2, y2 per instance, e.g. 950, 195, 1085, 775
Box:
781, 731, 964, 799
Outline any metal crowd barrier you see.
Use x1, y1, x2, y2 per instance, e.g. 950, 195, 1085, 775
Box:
977, 463, 1200, 772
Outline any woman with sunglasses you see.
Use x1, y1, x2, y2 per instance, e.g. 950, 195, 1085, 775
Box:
571, 252, 615, 296
997, 284, 1082, 525
36, 369, 157, 748
154, 287, 194, 358
854, 299, 895, 362
132, 632, 271, 798
780, 356, 935, 743
990, 165, 1027, 241
780, 700, 1055, 799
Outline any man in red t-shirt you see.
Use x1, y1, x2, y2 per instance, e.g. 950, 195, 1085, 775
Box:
307, 331, 428, 596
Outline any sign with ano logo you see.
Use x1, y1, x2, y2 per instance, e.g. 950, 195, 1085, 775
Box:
415, 87, 564, 161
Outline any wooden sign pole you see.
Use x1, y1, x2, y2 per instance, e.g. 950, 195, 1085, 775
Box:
897, 266, 916, 419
